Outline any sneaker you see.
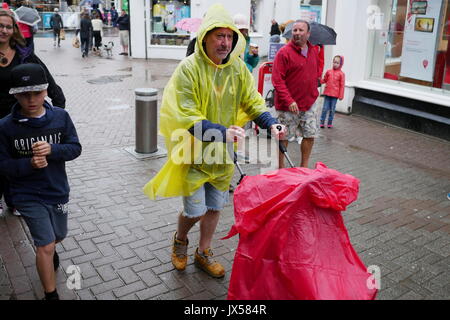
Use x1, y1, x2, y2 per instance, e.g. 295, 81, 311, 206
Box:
53, 251, 59, 271
194, 248, 225, 278
320, 124, 325, 128
171, 233, 188, 271
327, 124, 333, 128
11, 208, 21, 216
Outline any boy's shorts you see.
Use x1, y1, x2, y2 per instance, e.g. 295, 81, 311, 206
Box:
277, 102, 319, 139
182, 183, 229, 218
15, 201, 69, 247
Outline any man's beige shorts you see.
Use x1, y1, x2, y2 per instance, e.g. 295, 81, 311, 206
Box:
276, 102, 319, 139
119, 30, 129, 46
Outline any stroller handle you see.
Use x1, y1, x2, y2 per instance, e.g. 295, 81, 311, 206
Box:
276, 125, 288, 153
276, 125, 295, 168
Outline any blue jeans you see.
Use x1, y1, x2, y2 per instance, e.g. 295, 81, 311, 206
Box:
320, 96, 338, 125
80, 37, 89, 56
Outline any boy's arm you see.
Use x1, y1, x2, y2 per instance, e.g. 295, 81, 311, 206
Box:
0, 131, 35, 178
47, 112, 82, 162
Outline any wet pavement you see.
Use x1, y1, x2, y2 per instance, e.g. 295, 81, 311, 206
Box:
0, 35, 449, 300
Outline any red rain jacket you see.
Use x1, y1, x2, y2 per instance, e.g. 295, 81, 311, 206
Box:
272, 41, 321, 112
322, 55, 345, 100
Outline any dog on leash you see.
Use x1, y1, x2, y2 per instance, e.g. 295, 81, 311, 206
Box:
103, 41, 114, 57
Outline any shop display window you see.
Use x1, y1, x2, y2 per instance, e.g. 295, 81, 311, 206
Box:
151, 0, 191, 46
370, 0, 450, 93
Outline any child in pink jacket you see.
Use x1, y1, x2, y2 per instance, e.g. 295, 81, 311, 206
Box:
320, 55, 345, 128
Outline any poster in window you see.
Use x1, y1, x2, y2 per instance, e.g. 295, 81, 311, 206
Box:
411, 1, 428, 15
414, 18, 434, 32
399, 0, 443, 82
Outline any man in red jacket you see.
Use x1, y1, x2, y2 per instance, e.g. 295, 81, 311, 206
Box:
272, 20, 321, 168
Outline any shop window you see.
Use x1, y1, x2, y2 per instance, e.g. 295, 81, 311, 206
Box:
300, 0, 323, 23
370, 0, 450, 92
151, 0, 191, 46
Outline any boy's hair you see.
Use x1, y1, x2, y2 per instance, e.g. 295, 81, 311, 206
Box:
0, 9, 26, 47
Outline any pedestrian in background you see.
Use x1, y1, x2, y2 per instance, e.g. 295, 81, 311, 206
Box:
91, 11, 103, 53
0, 9, 66, 216
272, 20, 321, 169
270, 19, 281, 36
245, 42, 260, 72
50, 8, 63, 47
76, 12, 92, 58
143, 4, 285, 279
320, 55, 345, 128
110, 6, 118, 28
116, 9, 129, 55
0, 63, 81, 300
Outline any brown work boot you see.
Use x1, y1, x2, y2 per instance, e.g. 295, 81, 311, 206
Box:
194, 248, 225, 278
171, 233, 188, 271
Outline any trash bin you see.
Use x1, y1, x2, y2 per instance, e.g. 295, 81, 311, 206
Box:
135, 88, 158, 154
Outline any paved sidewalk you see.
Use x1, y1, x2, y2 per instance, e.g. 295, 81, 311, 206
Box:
0, 36, 449, 300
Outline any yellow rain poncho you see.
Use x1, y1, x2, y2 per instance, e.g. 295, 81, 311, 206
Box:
143, 4, 268, 199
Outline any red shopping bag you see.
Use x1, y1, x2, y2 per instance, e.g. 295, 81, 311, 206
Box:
224, 162, 378, 300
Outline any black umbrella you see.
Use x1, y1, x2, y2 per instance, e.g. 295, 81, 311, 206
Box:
283, 21, 337, 45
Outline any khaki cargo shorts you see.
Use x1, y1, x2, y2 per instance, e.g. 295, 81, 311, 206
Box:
276, 102, 319, 139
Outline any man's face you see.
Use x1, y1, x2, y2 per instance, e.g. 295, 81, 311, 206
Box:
292, 22, 310, 47
14, 90, 47, 118
204, 28, 234, 65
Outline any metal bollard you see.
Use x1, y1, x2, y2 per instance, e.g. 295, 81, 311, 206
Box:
135, 88, 158, 154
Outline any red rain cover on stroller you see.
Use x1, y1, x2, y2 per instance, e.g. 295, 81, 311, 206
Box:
224, 163, 378, 300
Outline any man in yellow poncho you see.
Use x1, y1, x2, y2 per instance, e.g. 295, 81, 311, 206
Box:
143, 4, 285, 278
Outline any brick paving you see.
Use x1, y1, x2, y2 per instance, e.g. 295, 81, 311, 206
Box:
0, 35, 449, 300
